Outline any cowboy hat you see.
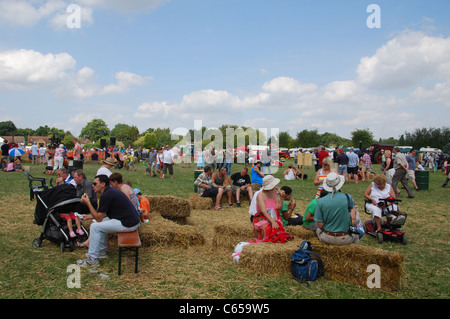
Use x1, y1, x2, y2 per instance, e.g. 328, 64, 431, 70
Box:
262, 175, 280, 190
102, 157, 117, 166
322, 172, 345, 195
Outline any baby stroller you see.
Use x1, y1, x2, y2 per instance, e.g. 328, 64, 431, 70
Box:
114, 153, 124, 169
32, 183, 89, 252
364, 197, 408, 245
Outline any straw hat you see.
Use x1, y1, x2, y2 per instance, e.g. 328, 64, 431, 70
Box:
102, 157, 116, 166
261, 175, 280, 190
322, 172, 345, 197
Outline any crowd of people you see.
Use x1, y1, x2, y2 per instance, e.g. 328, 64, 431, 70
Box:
4, 138, 449, 262
193, 145, 449, 246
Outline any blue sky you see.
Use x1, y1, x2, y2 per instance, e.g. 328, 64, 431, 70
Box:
0, 0, 449, 143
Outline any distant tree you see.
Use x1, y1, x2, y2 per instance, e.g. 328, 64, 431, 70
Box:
80, 119, 110, 142
378, 137, 398, 145
111, 123, 139, 147
0, 121, 17, 136
295, 129, 321, 148
351, 128, 374, 149
403, 127, 450, 150
143, 132, 158, 148
277, 131, 293, 148
63, 134, 75, 149
321, 132, 345, 148
34, 125, 51, 136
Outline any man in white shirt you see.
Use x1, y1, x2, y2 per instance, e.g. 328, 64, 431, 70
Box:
162, 144, 174, 179
31, 142, 39, 165
39, 145, 46, 165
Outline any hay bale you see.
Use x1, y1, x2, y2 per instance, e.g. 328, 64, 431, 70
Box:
238, 239, 404, 291
285, 225, 317, 240
189, 193, 214, 210
147, 195, 191, 218
211, 220, 316, 251
139, 212, 205, 248
212, 220, 254, 250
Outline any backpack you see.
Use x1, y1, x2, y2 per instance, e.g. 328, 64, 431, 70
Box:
291, 240, 325, 284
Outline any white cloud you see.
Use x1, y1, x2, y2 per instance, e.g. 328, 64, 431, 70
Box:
262, 77, 317, 95
101, 72, 152, 95
0, 0, 93, 29
0, 0, 165, 29
356, 30, 450, 91
0, 48, 151, 98
0, 49, 76, 89
76, 0, 169, 14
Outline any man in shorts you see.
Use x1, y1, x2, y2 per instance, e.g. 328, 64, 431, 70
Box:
230, 167, 253, 207
347, 148, 359, 184
406, 149, 419, 191
336, 149, 349, 180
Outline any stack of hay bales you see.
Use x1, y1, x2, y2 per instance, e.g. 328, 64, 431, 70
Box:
147, 195, 191, 224
238, 239, 404, 291
139, 212, 205, 248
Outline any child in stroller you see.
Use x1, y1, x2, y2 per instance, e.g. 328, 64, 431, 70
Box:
33, 183, 89, 252
60, 212, 84, 238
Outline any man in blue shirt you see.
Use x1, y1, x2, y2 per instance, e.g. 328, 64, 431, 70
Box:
314, 173, 359, 245
77, 174, 140, 267
347, 148, 360, 184
405, 149, 419, 191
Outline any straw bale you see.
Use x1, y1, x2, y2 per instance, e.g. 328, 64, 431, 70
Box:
189, 189, 253, 210
211, 220, 316, 251
189, 193, 214, 210
146, 195, 191, 218
139, 212, 205, 248
212, 219, 254, 250
284, 225, 317, 240
238, 239, 404, 291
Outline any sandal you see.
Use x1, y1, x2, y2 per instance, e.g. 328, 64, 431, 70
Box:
76, 241, 89, 249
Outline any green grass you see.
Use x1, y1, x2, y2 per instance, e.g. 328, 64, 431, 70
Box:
0, 159, 448, 299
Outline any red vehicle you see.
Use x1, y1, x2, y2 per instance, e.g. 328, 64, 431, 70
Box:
368, 144, 394, 164
364, 197, 408, 245
276, 151, 290, 160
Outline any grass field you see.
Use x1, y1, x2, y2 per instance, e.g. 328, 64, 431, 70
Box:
0, 159, 448, 300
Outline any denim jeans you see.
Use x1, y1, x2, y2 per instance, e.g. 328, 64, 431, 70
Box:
88, 217, 139, 260
224, 162, 232, 175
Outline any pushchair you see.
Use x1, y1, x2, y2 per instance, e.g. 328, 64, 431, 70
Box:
114, 153, 124, 169
364, 197, 408, 245
32, 183, 89, 252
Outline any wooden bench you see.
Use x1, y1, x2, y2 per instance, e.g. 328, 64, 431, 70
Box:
117, 230, 141, 275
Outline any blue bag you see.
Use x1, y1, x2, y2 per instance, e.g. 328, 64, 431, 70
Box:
291, 240, 325, 284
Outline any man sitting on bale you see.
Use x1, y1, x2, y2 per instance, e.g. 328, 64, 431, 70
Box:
77, 174, 140, 267
314, 172, 359, 245
230, 167, 254, 207
194, 165, 226, 211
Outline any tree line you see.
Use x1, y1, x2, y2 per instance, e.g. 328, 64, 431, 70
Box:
1, 120, 448, 153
